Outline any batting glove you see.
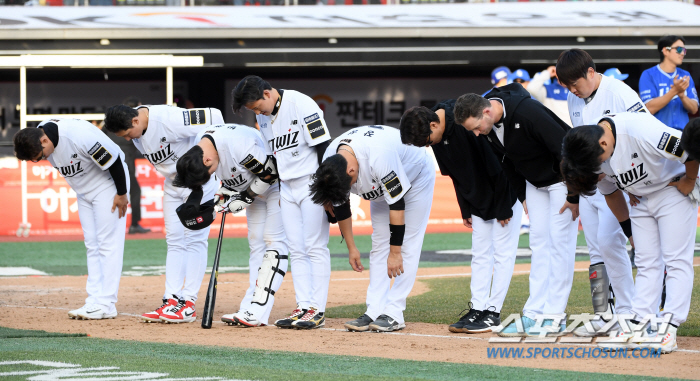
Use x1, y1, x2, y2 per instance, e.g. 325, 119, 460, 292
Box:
216, 190, 254, 214
214, 186, 236, 206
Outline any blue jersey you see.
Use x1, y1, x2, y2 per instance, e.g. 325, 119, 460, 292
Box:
639, 65, 699, 130
544, 82, 569, 101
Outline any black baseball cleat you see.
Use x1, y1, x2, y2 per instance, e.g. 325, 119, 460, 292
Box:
449, 302, 481, 333
369, 314, 405, 332
129, 224, 151, 234
463, 308, 501, 334
344, 314, 374, 332
274, 307, 307, 329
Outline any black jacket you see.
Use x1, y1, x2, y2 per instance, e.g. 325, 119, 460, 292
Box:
432, 100, 518, 221
483, 83, 573, 201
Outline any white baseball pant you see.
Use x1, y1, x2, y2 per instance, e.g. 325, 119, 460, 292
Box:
630, 186, 697, 327
470, 200, 523, 313
280, 175, 331, 312
579, 190, 635, 315
162, 177, 217, 302
78, 160, 129, 314
522, 181, 579, 320
238, 186, 288, 325
365, 156, 435, 324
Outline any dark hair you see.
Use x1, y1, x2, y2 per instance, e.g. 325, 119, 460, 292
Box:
231, 75, 272, 114
556, 49, 596, 86
173, 145, 212, 189
453, 94, 491, 125
658, 35, 686, 62
122, 97, 141, 108
560, 125, 606, 196
104, 105, 138, 133
309, 154, 352, 206
681, 118, 700, 161
399, 106, 439, 147
13, 127, 45, 161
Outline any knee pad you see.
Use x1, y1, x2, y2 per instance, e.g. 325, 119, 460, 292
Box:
251, 250, 288, 306
589, 262, 614, 317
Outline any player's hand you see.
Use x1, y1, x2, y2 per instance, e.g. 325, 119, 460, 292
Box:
216, 191, 254, 213
629, 236, 635, 249
669, 175, 695, 196
546, 66, 557, 78
463, 218, 472, 228
559, 201, 579, 220
323, 202, 335, 217
112, 194, 129, 218
348, 247, 364, 273
672, 75, 689, 96
214, 186, 236, 206
498, 217, 512, 227
522, 200, 528, 215
628, 193, 641, 207
387, 246, 404, 279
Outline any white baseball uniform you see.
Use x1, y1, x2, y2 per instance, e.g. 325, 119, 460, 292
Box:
597, 112, 696, 327
132, 105, 224, 302
325, 126, 435, 324
40, 118, 129, 314
256, 90, 331, 312
194, 124, 288, 324
568, 73, 647, 316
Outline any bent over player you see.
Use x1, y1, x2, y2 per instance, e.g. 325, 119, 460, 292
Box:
310, 125, 436, 332
399, 102, 522, 334
173, 123, 288, 327
454, 86, 578, 336
14, 118, 129, 320
232, 75, 332, 329
556, 48, 640, 337
561, 112, 698, 353
104, 104, 224, 324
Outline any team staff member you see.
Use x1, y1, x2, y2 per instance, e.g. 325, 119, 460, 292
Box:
454, 85, 578, 337
310, 125, 435, 332
173, 123, 288, 327
232, 75, 332, 330
639, 35, 699, 130
560, 112, 698, 354
104, 104, 224, 324
556, 48, 639, 337
14, 119, 129, 320
526, 66, 572, 126
399, 102, 522, 334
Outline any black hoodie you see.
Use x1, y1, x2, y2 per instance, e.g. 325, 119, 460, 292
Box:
431, 100, 517, 221
482, 83, 574, 202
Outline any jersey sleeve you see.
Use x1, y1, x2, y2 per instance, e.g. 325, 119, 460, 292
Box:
372, 149, 412, 205
632, 118, 689, 163
638, 70, 656, 104
168, 107, 224, 141
297, 97, 331, 147
686, 75, 699, 104
82, 129, 121, 170
617, 85, 648, 114
597, 175, 618, 196
238, 132, 269, 176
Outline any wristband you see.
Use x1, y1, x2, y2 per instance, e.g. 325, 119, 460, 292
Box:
619, 218, 632, 238
389, 224, 405, 246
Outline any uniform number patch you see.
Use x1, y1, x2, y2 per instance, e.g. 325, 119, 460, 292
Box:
240, 154, 263, 173
184, 109, 207, 126
305, 113, 326, 140
664, 135, 684, 157
381, 171, 403, 198
91, 146, 113, 166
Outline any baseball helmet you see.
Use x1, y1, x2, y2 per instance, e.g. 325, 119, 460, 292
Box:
176, 187, 216, 230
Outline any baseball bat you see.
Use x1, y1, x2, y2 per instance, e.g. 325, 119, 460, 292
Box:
201, 212, 226, 329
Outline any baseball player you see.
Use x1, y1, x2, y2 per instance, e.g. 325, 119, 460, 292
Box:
104, 104, 224, 324
399, 103, 522, 334
560, 112, 698, 353
172, 123, 288, 327
13, 118, 129, 320
232, 75, 332, 329
681, 118, 700, 161
310, 125, 435, 332
454, 86, 578, 337
639, 35, 699, 131
556, 48, 641, 337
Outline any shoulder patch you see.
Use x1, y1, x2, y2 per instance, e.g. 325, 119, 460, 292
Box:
627, 102, 645, 113
305, 113, 326, 139
240, 153, 263, 173
340, 139, 352, 144
186, 109, 207, 126
91, 145, 113, 166
664, 135, 684, 157
657, 132, 670, 150
88, 142, 102, 156
381, 171, 403, 198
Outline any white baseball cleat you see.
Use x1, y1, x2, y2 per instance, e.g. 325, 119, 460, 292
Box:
573, 318, 617, 337
76, 304, 118, 320
233, 311, 264, 327
647, 326, 678, 354
68, 304, 90, 319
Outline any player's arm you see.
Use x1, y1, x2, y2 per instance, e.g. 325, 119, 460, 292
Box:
85, 135, 129, 218
603, 189, 634, 247
450, 178, 473, 227
107, 155, 129, 218
331, 201, 362, 272
679, 77, 699, 114
641, 122, 697, 195
388, 205, 406, 279
375, 153, 410, 279
669, 159, 699, 196
526, 69, 549, 103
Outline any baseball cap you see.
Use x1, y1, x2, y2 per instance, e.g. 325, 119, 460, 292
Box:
491, 66, 511, 85
176, 188, 216, 230
507, 69, 531, 84
603, 68, 629, 80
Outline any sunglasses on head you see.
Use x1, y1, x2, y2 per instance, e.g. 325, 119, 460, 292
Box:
666, 46, 687, 55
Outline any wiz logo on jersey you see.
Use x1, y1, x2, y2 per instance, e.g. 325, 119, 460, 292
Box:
612, 163, 648, 189
56, 162, 84, 178
361, 188, 384, 201
269, 131, 299, 153
144, 144, 175, 165
222, 174, 247, 189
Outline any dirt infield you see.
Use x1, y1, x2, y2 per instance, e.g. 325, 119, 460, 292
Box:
2, 260, 700, 379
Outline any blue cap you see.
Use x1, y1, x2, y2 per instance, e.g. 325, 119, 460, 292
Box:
491, 66, 511, 85
603, 68, 629, 80
507, 69, 531, 84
